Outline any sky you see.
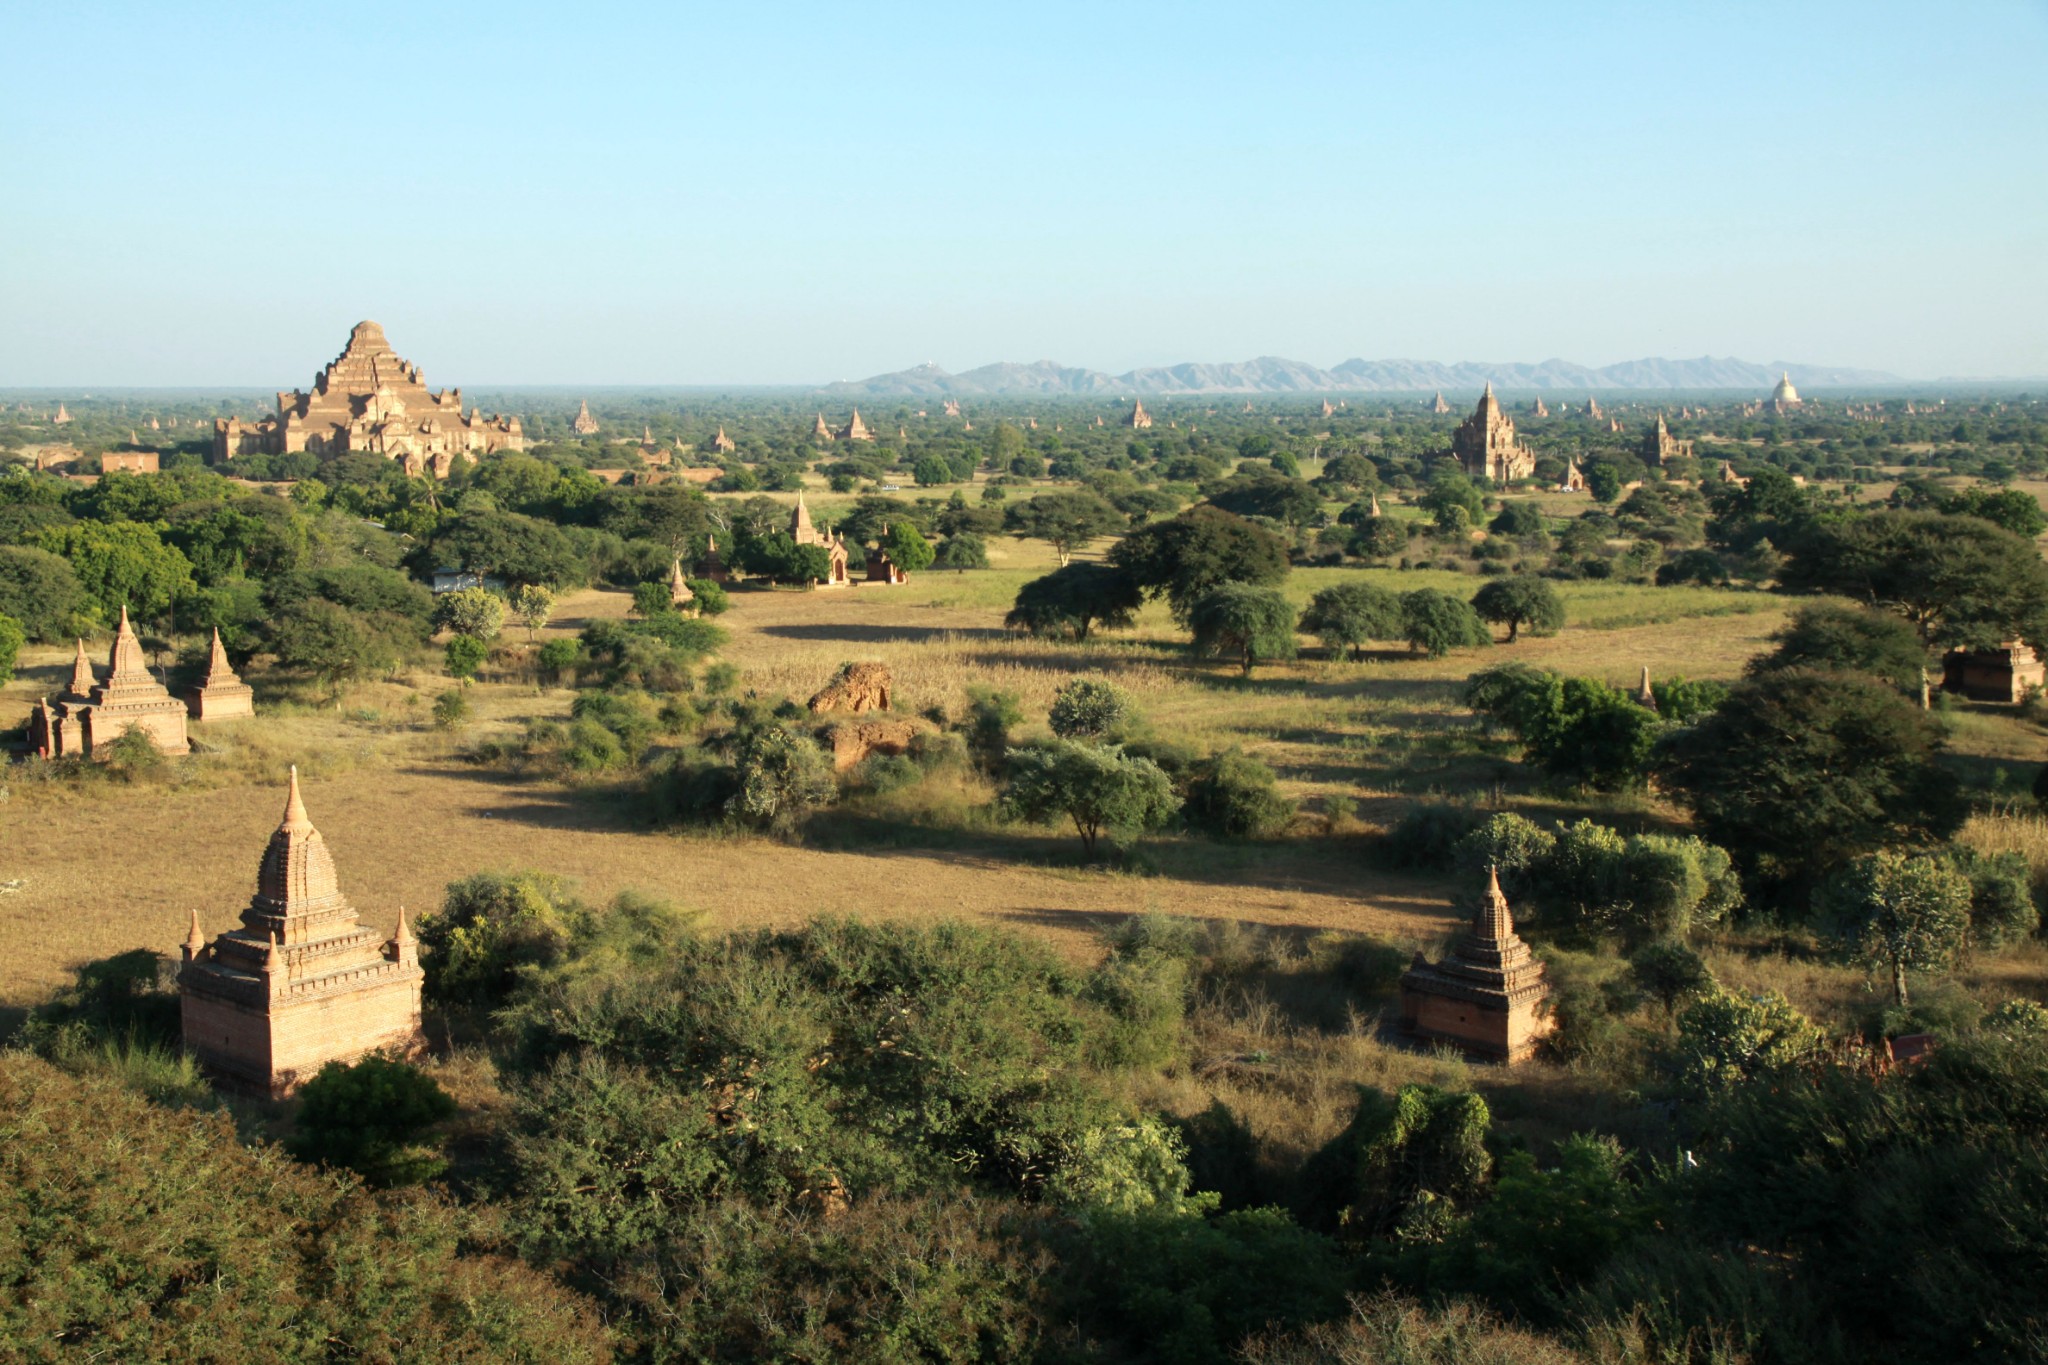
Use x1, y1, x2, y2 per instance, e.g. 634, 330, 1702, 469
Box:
2, 1, 2044, 386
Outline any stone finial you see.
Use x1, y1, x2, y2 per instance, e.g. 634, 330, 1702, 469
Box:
1476, 864, 1514, 943
1637, 666, 1657, 709
391, 904, 419, 967
183, 908, 207, 964
281, 764, 312, 834
68, 638, 95, 695
264, 930, 285, 982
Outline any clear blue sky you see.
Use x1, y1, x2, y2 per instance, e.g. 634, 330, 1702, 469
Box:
4, 1, 2044, 385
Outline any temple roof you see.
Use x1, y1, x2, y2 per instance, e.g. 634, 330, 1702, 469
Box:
254, 766, 343, 917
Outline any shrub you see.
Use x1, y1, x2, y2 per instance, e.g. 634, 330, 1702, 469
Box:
728, 723, 836, 833
0, 611, 21, 687
416, 871, 581, 1008
1398, 589, 1490, 657
1003, 741, 1180, 856
444, 634, 489, 679
1384, 803, 1484, 869
1180, 748, 1295, 840
431, 688, 469, 731
1451, 813, 1557, 892
1950, 848, 2041, 950
1297, 582, 1401, 660
288, 1055, 456, 1186
1669, 987, 1824, 1092
1048, 677, 1137, 741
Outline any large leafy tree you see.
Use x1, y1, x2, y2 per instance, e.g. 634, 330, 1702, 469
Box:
1110, 507, 1289, 624
30, 519, 195, 622
1659, 669, 1966, 892
1299, 582, 1402, 660
1398, 589, 1490, 658
1003, 491, 1126, 566
1006, 562, 1143, 641
0, 545, 87, 641
1744, 603, 1928, 695
1003, 741, 1179, 855
424, 508, 586, 589
269, 599, 405, 702
1470, 576, 1565, 643
1189, 584, 1298, 675
1204, 474, 1323, 528
1779, 509, 2048, 651
0, 612, 22, 687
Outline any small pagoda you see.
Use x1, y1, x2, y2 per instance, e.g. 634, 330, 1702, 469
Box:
179, 768, 424, 1097
28, 607, 190, 759
187, 627, 255, 722
668, 556, 697, 613
1399, 867, 1555, 1063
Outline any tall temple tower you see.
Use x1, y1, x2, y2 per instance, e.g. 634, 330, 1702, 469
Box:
179, 768, 424, 1097
1450, 384, 1537, 482
1399, 867, 1556, 1062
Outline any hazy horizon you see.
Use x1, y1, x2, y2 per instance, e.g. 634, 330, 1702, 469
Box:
5, 1, 2044, 387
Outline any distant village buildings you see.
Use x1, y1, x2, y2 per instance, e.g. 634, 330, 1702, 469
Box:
211, 321, 524, 477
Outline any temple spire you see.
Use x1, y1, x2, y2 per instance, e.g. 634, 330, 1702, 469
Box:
68, 638, 94, 695
183, 908, 206, 963
281, 764, 312, 833
1476, 864, 1514, 942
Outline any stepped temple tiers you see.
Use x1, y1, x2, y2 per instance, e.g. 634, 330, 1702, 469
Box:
180, 769, 424, 1098
836, 410, 875, 442
1641, 414, 1694, 466
1451, 384, 1537, 483
791, 493, 853, 585
571, 399, 600, 435
1430, 392, 1450, 414
212, 321, 524, 476
708, 426, 737, 454
1399, 867, 1556, 1063
1124, 399, 1153, 429
29, 607, 191, 759
188, 627, 255, 722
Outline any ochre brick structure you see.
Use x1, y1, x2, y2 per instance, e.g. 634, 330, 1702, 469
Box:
180, 768, 423, 1097
1124, 399, 1153, 429
668, 556, 697, 612
212, 320, 523, 476
1400, 867, 1556, 1063
1450, 384, 1537, 483
187, 626, 255, 722
571, 399, 600, 435
1640, 414, 1694, 467
836, 410, 874, 442
791, 492, 852, 585
1942, 642, 2046, 703
102, 450, 160, 474
28, 607, 190, 759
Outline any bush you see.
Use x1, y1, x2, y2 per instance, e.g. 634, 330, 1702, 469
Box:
1181, 748, 1295, 840
1384, 803, 1484, 869
431, 688, 469, 731
289, 1055, 456, 1186
1003, 741, 1180, 856
1950, 848, 2041, 950
728, 723, 836, 833
444, 634, 489, 679
417, 871, 581, 1008
1048, 677, 1137, 741
0, 611, 21, 687
685, 577, 730, 614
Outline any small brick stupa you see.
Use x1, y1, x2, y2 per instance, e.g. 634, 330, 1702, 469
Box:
180, 768, 424, 1097
668, 556, 697, 612
187, 627, 255, 722
1399, 867, 1555, 1063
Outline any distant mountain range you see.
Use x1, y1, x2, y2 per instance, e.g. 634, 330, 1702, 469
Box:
821, 355, 1904, 397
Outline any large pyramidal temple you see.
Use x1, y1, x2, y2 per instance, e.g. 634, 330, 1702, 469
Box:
180, 768, 424, 1097
212, 320, 524, 477
1399, 867, 1556, 1062
1450, 384, 1537, 483
28, 606, 191, 759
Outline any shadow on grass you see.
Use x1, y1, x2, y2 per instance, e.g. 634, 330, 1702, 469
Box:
761, 623, 1011, 645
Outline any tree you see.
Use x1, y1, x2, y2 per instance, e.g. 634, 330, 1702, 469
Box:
630, 580, 674, 619
431, 585, 505, 640
1182, 748, 1295, 840
884, 520, 935, 573
444, 635, 488, 679
1003, 741, 1180, 855
0, 612, 21, 687
417, 870, 580, 1007
1347, 516, 1409, 562
270, 600, 402, 703
686, 577, 730, 615
1399, 589, 1490, 658
1419, 473, 1485, 525
29, 519, 195, 622
1006, 562, 1143, 641
1004, 491, 1126, 566
1659, 670, 1966, 891
1471, 576, 1565, 643
913, 454, 955, 487
964, 686, 1025, 773
1943, 486, 2047, 537
1049, 678, 1137, 740
289, 1056, 457, 1186
1819, 851, 1971, 1007
1629, 941, 1713, 1018
1205, 474, 1323, 528
1298, 582, 1402, 660
510, 583, 556, 643
1315, 453, 1380, 494
932, 532, 989, 570
1189, 584, 1298, 676
1111, 507, 1290, 624
424, 507, 585, 589
1671, 987, 1824, 1091
1585, 463, 1622, 503
1780, 509, 2048, 653
1489, 501, 1544, 536
1744, 603, 1928, 695
1462, 665, 1660, 792
728, 723, 836, 832
0, 545, 87, 641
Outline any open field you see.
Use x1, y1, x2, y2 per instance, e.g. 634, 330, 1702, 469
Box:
5, 547, 2047, 1042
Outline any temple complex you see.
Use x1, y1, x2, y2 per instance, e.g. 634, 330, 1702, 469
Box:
790, 493, 852, 585
1124, 399, 1153, 429
1769, 371, 1804, 414
1430, 392, 1450, 414
28, 607, 191, 759
1641, 414, 1693, 466
1530, 396, 1549, 417
572, 399, 600, 435
211, 321, 523, 476
1585, 396, 1603, 420
188, 627, 255, 722
697, 536, 730, 583
811, 413, 833, 440
1399, 868, 1555, 1063
1450, 384, 1537, 482
708, 426, 737, 454
837, 410, 874, 442
179, 769, 424, 1097
53, 403, 72, 425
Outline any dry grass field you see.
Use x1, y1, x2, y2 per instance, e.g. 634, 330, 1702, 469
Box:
6, 536, 2048, 1100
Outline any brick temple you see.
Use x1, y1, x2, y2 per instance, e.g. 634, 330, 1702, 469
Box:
28, 607, 190, 759
1451, 384, 1538, 482
212, 320, 524, 476
179, 768, 424, 1097
1399, 867, 1555, 1063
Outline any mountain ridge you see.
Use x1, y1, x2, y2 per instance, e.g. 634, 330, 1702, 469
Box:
822, 355, 1905, 397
